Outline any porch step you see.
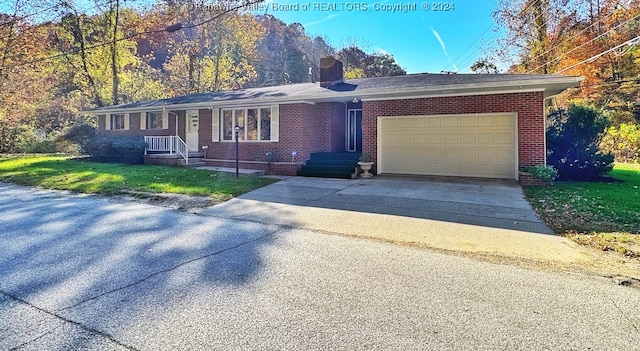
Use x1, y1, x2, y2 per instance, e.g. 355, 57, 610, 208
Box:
297, 152, 361, 179
184, 160, 206, 167
194, 166, 266, 177
144, 152, 206, 168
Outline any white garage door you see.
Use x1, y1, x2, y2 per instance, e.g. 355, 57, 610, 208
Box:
378, 113, 517, 179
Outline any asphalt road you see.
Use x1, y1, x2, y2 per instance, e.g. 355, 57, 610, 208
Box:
1, 182, 639, 350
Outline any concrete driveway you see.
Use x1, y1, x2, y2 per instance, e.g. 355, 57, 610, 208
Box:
198, 176, 608, 267
201, 176, 553, 234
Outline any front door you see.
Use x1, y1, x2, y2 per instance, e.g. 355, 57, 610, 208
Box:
186, 110, 199, 151
347, 109, 362, 152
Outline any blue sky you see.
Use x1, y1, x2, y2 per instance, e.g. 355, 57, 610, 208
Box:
0, 0, 503, 74
251, 0, 503, 74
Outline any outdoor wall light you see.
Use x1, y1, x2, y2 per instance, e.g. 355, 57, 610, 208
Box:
352, 98, 359, 104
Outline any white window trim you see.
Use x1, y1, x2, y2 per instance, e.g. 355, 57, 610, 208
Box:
220, 105, 278, 142
108, 113, 129, 131
212, 108, 220, 142
141, 111, 166, 130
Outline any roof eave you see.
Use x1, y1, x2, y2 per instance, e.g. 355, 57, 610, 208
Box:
81, 76, 584, 114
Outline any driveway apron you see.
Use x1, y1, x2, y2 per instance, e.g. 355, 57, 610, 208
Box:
200, 176, 553, 234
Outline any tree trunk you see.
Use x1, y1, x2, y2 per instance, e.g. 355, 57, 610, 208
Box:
110, 0, 120, 105
531, 0, 548, 74
72, 12, 102, 107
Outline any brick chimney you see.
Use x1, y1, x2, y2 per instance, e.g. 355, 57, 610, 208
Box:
319, 57, 344, 88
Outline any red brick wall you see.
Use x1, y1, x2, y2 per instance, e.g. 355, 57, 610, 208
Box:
97, 114, 105, 130
200, 102, 346, 165
362, 92, 546, 172
97, 113, 177, 137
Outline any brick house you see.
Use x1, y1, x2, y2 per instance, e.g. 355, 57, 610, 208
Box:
87, 57, 581, 180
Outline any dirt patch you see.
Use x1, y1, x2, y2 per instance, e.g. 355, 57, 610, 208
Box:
566, 232, 640, 259
119, 191, 219, 212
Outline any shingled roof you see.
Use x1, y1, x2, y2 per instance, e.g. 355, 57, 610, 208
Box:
86, 73, 582, 113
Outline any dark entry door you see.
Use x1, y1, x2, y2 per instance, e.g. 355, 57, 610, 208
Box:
347, 109, 362, 152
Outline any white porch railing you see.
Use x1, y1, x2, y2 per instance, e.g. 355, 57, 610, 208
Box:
144, 135, 189, 164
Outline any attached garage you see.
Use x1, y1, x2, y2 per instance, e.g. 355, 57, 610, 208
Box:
377, 113, 518, 179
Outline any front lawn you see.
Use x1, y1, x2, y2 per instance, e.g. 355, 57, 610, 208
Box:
524, 163, 640, 258
0, 155, 276, 203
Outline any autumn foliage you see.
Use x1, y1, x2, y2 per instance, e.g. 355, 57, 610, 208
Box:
0, 1, 404, 153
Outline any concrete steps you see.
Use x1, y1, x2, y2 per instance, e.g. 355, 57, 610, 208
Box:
297, 152, 360, 179
144, 152, 206, 167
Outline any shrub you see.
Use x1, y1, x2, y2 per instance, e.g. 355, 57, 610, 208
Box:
600, 123, 640, 163
85, 133, 146, 164
55, 124, 97, 154
19, 138, 57, 154
12, 129, 57, 154
0, 124, 28, 153
524, 165, 558, 182
546, 105, 614, 181
359, 154, 372, 163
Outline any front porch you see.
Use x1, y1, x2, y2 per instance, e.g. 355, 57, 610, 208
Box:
144, 135, 204, 167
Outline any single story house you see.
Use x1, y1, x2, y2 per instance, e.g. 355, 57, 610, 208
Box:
86, 57, 582, 180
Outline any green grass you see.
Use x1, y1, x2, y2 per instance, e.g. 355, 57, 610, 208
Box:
524, 163, 640, 233
524, 163, 640, 258
0, 155, 276, 202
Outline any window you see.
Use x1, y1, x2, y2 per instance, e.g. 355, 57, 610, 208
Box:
260, 108, 271, 140
222, 110, 233, 140
146, 112, 163, 129
110, 113, 125, 130
247, 109, 258, 141
235, 109, 245, 141
221, 107, 272, 141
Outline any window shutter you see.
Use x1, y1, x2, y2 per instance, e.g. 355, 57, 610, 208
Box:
212, 108, 220, 142
105, 115, 111, 130
124, 113, 130, 130
140, 112, 146, 130
270, 105, 279, 142
162, 110, 169, 129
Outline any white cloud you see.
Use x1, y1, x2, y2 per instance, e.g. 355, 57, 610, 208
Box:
431, 28, 458, 72
303, 14, 340, 27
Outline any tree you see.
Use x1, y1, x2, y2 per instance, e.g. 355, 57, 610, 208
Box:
336, 46, 369, 72
344, 68, 366, 79
546, 104, 614, 180
486, 0, 640, 121
163, 1, 265, 94
364, 53, 406, 77
0, 2, 61, 152
600, 123, 640, 163
255, 15, 318, 86
470, 58, 499, 74
336, 47, 406, 78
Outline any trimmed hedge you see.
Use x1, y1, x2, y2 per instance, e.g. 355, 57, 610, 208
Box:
85, 133, 146, 164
